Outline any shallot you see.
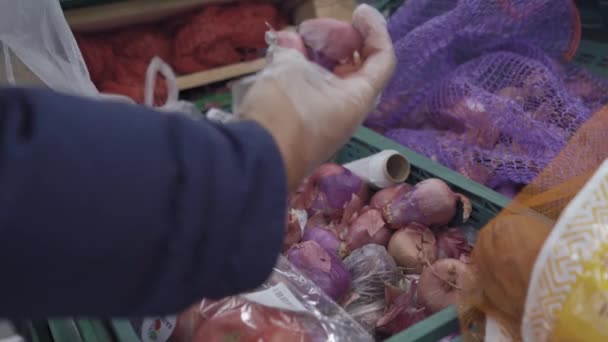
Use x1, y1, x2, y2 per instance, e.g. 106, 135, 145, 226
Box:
287, 240, 351, 301
436, 227, 472, 259
383, 178, 470, 228
343, 207, 390, 251
376, 282, 427, 335
417, 258, 469, 314
370, 184, 412, 209
298, 18, 363, 70
302, 227, 348, 259
388, 223, 437, 274
306, 163, 369, 220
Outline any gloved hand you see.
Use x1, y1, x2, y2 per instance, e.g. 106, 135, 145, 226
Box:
236, 4, 396, 190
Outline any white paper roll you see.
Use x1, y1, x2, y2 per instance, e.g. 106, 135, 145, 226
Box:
343, 150, 410, 189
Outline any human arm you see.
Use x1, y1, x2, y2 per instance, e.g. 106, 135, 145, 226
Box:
0, 87, 286, 317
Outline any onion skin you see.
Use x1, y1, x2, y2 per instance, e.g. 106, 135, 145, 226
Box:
343, 207, 388, 251
283, 210, 303, 252
287, 240, 351, 301
298, 18, 363, 67
417, 258, 469, 314
436, 227, 472, 259
388, 223, 437, 274
370, 184, 412, 210
383, 178, 457, 228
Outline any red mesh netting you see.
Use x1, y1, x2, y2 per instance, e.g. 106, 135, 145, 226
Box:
75, 2, 287, 105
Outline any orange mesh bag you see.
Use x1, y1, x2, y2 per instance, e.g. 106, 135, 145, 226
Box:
459, 104, 608, 341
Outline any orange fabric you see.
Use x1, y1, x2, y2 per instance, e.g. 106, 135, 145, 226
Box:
460, 104, 608, 340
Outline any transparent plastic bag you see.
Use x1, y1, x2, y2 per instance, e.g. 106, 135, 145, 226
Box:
0, 0, 98, 96
0, 0, 199, 116
132, 256, 372, 342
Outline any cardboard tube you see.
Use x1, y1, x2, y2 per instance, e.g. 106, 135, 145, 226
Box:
343, 150, 410, 189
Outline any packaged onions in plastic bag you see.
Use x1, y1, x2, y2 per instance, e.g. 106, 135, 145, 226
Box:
132, 256, 372, 342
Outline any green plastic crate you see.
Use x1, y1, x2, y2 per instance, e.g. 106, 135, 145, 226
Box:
91, 126, 508, 342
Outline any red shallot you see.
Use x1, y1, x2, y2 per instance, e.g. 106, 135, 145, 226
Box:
302, 227, 348, 259
343, 207, 390, 251
388, 223, 437, 274
383, 178, 469, 228
298, 18, 363, 70
370, 183, 412, 210
436, 227, 472, 259
376, 282, 427, 335
287, 240, 351, 301
417, 258, 469, 314
306, 163, 369, 220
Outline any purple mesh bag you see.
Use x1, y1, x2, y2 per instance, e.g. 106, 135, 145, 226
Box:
366, 0, 608, 196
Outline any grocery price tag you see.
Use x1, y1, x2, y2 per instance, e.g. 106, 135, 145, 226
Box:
243, 283, 308, 313
140, 316, 177, 342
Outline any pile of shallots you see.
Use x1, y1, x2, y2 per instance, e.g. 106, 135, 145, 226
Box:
283, 162, 474, 339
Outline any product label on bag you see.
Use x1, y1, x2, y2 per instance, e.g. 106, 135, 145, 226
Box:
243, 283, 308, 313
140, 316, 177, 342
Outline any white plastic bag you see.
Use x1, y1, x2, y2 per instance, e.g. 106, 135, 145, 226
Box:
0, 0, 198, 116
0, 0, 98, 96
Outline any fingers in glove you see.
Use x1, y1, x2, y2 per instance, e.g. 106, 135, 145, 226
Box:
346, 4, 396, 92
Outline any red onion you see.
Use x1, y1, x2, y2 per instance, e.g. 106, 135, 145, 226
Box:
371, 227, 393, 247
298, 18, 363, 71
287, 240, 351, 301
342, 207, 389, 251
302, 227, 349, 259
308, 163, 369, 220
383, 178, 459, 228
436, 227, 472, 259
388, 223, 438, 274
282, 210, 303, 252
376, 282, 427, 335
417, 258, 469, 314
370, 184, 412, 209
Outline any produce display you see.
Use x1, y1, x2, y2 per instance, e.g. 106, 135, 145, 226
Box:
366, 0, 608, 197
284, 162, 475, 339
75, 2, 287, 105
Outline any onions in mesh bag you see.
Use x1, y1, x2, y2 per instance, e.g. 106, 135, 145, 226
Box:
383, 178, 469, 228
287, 240, 351, 301
194, 298, 312, 342
342, 245, 402, 331
417, 258, 469, 314
388, 223, 437, 274
344, 245, 399, 299
436, 227, 473, 259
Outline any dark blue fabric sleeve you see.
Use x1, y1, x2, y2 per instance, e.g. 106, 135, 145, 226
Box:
0, 87, 287, 318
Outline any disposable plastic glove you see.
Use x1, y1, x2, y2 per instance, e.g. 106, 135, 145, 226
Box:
236, 4, 396, 190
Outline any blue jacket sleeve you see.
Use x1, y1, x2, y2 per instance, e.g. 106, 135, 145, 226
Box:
0, 87, 287, 318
